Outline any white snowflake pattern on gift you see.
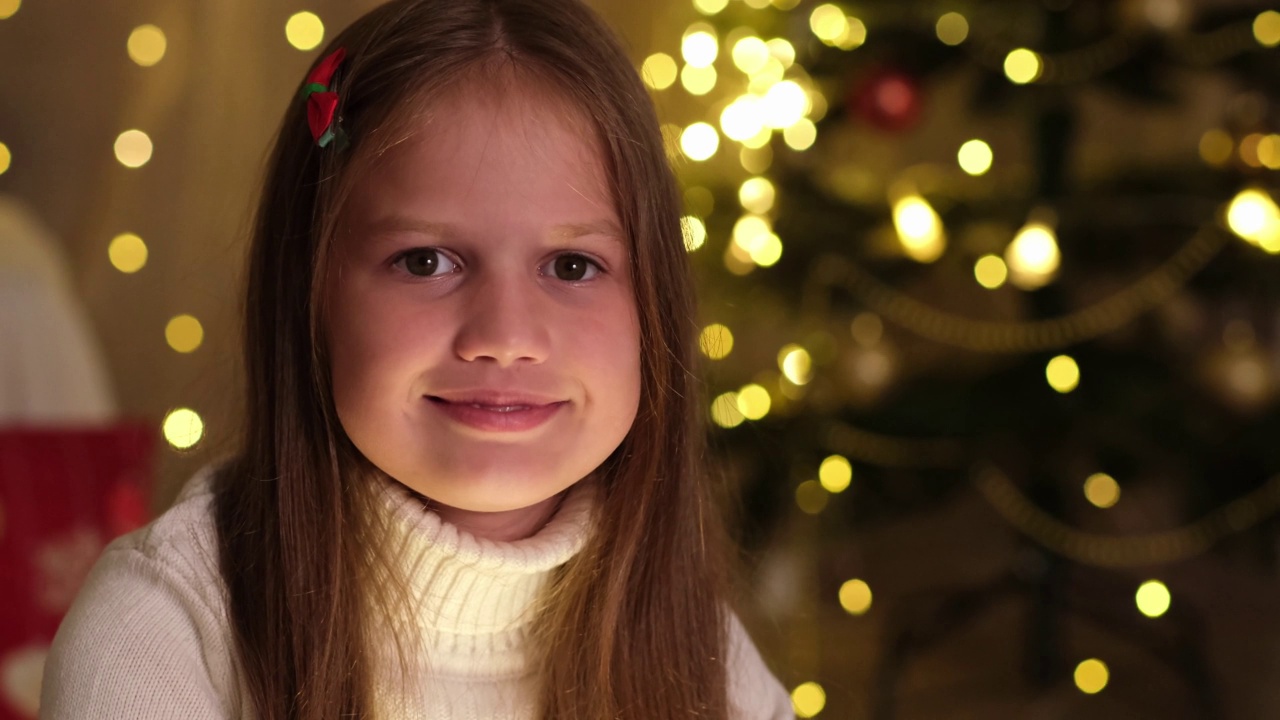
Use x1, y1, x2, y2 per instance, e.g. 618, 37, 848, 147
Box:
35, 527, 103, 614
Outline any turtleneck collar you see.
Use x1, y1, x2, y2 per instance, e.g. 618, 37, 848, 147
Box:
375, 477, 598, 677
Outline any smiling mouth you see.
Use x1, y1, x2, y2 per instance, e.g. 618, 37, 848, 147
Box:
425, 396, 567, 432
428, 397, 539, 413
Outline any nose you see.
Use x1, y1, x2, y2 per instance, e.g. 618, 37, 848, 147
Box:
452, 273, 550, 367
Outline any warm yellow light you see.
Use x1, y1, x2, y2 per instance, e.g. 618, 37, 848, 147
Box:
108, 233, 148, 273
1005, 222, 1060, 288
737, 384, 772, 420
1240, 133, 1264, 168
958, 139, 993, 175
1004, 48, 1043, 84
1074, 659, 1109, 695
767, 38, 796, 68
1255, 10, 1280, 47
819, 455, 852, 493
807, 89, 829, 121
693, 0, 729, 15
165, 314, 204, 353
699, 323, 734, 360
1226, 188, 1280, 253
641, 53, 678, 90
850, 312, 883, 347
681, 216, 706, 252
0, 142, 10, 176
835, 16, 868, 50
285, 11, 325, 51
1199, 129, 1234, 166
1136, 580, 1171, 618
1257, 135, 1280, 170
762, 81, 808, 129
748, 58, 786, 94
795, 480, 829, 514
936, 12, 969, 45
1083, 473, 1120, 508
974, 255, 1008, 289
724, 243, 755, 276
720, 96, 765, 142
779, 344, 813, 385
710, 392, 745, 428
680, 123, 719, 161
162, 408, 204, 450
127, 24, 167, 67
892, 195, 946, 263
114, 130, 153, 168
0, 0, 19, 20
838, 578, 872, 614
732, 36, 771, 74
738, 178, 776, 215
783, 119, 817, 151
680, 64, 717, 95
1046, 354, 1080, 393
741, 126, 773, 150
751, 233, 784, 267
682, 29, 718, 68
771, 0, 801, 9
740, 146, 773, 175
743, 0, 771, 8
791, 681, 827, 718
809, 4, 848, 42
733, 214, 772, 253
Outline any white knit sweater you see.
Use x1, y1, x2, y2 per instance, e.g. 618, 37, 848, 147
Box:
39, 468, 794, 719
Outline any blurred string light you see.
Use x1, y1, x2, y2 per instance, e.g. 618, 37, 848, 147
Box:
936, 11, 969, 46
699, 323, 733, 359
108, 233, 148, 273
682, 24, 718, 67
0, 142, 10, 176
1135, 579, 1171, 618
165, 314, 204, 353
767, 38, 796, 68
286, 11, 324, 51
692, 0, 728, 15
838, 578, 872, 615
732, 36, 770, 74
641, 53, 678, 90
819, 455, 852, 492
114, 130, 153, 168
740, 145, 772, 174
0, 0, 18, 20
1256, 10, 1280, 47
1255, 134, 1280, 169
1004, 221, 1060, 288
892, 194, 946, 262
681, 64, 717, 95
710, 391, 745, 428
1083, 472, 1120, 508
791, 682, 826, 718
681, 215, 706, 251
680, 122, 719, 161
163, 408, 204, 450
731, 214, 783, 266
736, 383, 772, 420
974, 255, 1008, 289
720, 95, 766, 142
784, 119, 817, 151
957, 139, 993, 175
1226, 188, 1280, 253
1198, 129, 1233, 166
1074, 659, 1109, 694
1239, 133, 1265, 167
762, 80, 808, 129
739, 177, 776, 214
795, 480, 828, 514
1004, 48, 1043, 84
743, 0, 771, 9
809, 4, 866, 50
778, 344, 812, 385
1046, 354, 1080, 393
127, 24, 167, 67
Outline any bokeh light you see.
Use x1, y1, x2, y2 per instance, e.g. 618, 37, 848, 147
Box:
1199, 129, 1233, 166
162, 408, 204, 450
699, 323, 734, 360
693, 0, 729, 15
710, 392, 745, 428
1074, 659, 1109, 694
641, 53, 678, 90
1004, 48, 1043, 84
1083, 472, 1120, 508
1255, 10, 1280, 47
165, 314, 204, 354
739, 177, 777, 214
285, 11, 325, 51
819, 455, 852, 493
682, 28, 718, 67
783, 119, 817, 151
736, 384, 772, 420
732, 36, 770, 74
958, 139, 993, 175
114, 130, 153, 168
839, 578, 872, 615
974, 255, 1008, 289
936, 12, 969, 45
778, 344, 813, 385
1136, 580, 1171, 618
681, 215, 707, 251
108, 233, 148, 273
0, 0, 19, 20
680, 122, 719, 161
893, 195, 945, 263
1226, 188, 1280, 253
1005, 222, 1060, 288
0, 142, 10, 176
680, 64, 717, 95
1046, 354, 1080, 393
791, 682, 826, 718
795, 480, 828, 514
127, 24, 167, 67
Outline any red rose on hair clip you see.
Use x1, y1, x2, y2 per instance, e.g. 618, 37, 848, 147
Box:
300, 47, 346, 148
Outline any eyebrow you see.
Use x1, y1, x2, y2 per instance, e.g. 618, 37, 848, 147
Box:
362, 216, 625, 243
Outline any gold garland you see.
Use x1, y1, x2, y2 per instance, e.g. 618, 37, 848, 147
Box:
806, 225, 1229, 353
973, 465, 1280, 568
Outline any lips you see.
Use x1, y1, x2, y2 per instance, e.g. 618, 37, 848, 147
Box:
426, 393, 567, 432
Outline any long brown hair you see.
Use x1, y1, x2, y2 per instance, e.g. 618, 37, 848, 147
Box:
214, 0, 733, 717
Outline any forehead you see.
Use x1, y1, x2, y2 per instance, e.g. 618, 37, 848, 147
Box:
344, 74, 617, 231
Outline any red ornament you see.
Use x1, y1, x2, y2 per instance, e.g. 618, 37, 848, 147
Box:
848, 67, 922, 133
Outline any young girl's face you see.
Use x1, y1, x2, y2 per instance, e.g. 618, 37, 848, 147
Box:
325, 79, 641, 535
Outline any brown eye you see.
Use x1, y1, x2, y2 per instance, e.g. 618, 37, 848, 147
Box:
394, 248, 456, 277
548, 254, 599, 282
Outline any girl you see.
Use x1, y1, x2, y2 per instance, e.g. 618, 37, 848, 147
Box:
41, 0, 794, 717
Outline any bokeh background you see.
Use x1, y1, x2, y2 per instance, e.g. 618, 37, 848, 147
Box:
2, 0, 1280, 718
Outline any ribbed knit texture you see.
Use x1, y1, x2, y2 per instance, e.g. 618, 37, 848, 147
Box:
40, 467, 794, 719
